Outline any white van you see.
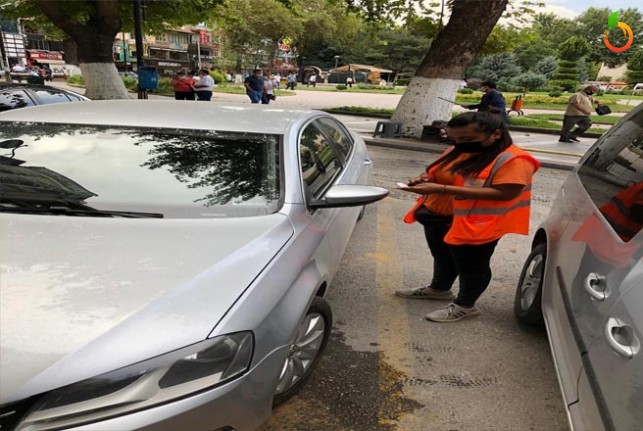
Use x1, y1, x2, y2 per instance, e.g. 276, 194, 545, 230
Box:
633, 83, 643, 95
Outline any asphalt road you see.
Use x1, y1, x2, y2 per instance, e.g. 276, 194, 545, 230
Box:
260, 146, 569, 431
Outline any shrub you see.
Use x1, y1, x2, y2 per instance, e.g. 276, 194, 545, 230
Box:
549, 79, 579, 91
156, 77, 173, 95
209, 69, 227, 84
548, 90, 563, 97
511, 71, 548, 91
621, 89, 633, 95
356, 83, 395, 90
335, 84, 347, 90
67, 75, 85, 85
458, 88, 474, 94
596, 75, 612, 82
395, 78, 410, 86
122, 76, 138, 91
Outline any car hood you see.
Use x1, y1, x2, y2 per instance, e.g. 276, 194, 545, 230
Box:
0, 213, 293, 403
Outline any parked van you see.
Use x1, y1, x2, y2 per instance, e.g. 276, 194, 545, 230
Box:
633, 83, 643, 95
514, 103, 643, 430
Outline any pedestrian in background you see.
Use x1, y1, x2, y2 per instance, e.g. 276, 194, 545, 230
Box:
193, 69, 214, 101
262, 73, 275, 105
286, 72, 297, 90
171, 71, 196, 100
396, 111, 539, 323
559, 85, 602, 143
307, 73, 317, 88
346, 76, 354, 88
460, 80, 508, 124
244, 69, 264, 103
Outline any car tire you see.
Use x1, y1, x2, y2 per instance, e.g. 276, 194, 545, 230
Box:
273, 296, 332, 406
514, 243, 546, 326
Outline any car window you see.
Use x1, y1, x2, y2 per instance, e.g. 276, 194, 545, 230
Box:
299, 123, 342, 198
0, 89, 36, 111
0, 123, 282, 218
578, 110, 643, 241
31, 89, 72, 104
65, 93, 85, 102
315, 118, 354, 159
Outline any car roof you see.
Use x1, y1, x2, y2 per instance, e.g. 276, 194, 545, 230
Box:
0, 100, 319, 134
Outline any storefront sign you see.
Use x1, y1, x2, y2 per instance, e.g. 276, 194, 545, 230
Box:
199, 30, 206, 44
158, 61, 182, 67
29, 50, 64, 61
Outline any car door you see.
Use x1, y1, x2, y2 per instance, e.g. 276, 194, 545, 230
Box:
583, 257, 643, 430
553, 109, 643, 428
315, 117, 371, 185
298, 120, 354, 274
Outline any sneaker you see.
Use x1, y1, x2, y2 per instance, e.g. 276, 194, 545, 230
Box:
395, 286, 455, 300
425, 303, 480, 322
558, 138, 573, 143
569, 137, 581, 142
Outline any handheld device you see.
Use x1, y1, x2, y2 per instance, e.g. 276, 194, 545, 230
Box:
396, 182, 408, 188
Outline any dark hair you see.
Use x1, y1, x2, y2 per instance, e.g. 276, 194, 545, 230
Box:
428, 111, 512, 177
480, 80, 496, 89
199, 68, 209, 74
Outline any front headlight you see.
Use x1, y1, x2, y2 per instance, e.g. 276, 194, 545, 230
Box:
19, 332, 253, 431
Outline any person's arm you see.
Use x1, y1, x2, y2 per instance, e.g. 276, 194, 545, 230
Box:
401, 182, 525, 201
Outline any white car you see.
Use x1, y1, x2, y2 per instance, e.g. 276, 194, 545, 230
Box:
0, 101, 388, 430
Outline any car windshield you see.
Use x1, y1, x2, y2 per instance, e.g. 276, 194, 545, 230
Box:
0, 122, 281, 219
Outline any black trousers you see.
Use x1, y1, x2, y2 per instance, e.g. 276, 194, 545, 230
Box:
560, 115, 592, 139
175, 91, 195, 100
418, 209, 499, 307
195, 90, 212, 101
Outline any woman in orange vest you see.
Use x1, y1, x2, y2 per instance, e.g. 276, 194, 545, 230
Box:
397, 111, 540, 322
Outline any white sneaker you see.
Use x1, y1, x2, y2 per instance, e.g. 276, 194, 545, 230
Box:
425, 303, 480, 322
395, 286, 456, 300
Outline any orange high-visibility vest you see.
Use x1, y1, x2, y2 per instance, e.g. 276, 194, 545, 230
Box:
403, 148, 454, 224
572, 183, 643, 267
444, 145, 540, 245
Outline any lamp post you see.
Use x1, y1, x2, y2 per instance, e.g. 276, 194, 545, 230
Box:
333, 55, 340, 70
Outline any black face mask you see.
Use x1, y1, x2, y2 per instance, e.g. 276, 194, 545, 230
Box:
451, 140, 486, 153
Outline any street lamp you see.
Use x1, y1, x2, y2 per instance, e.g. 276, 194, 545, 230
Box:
333, 55, 341, 70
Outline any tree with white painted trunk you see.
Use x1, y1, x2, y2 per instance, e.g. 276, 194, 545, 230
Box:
392, 0, 510, 138
3, 0, 220, 100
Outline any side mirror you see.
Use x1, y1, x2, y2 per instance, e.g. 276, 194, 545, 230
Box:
308, 185, 389, 209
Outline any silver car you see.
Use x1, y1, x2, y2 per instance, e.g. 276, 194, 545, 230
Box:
514, 104, 643, 430
0, 101, 388, 430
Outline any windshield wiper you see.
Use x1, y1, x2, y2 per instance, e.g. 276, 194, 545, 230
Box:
0, 205, 163, 218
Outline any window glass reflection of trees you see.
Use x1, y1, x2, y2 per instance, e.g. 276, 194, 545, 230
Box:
0, 123, 281, 218
299, 125, 340, 197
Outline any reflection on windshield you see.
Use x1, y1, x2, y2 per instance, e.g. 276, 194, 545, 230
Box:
0, 123, 282, 218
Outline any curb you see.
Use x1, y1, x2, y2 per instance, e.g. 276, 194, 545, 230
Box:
323, 110, 605, 139
363, 137, 575, 171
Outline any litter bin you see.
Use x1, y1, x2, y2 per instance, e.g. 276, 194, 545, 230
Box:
137, 66, 159, 91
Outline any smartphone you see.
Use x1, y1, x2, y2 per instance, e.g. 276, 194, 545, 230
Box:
396, 182, 408, 188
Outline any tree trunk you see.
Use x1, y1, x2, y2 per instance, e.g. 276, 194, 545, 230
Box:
62, 39, 78, 65
392, 0, 509, 138
35, 0, 129, 100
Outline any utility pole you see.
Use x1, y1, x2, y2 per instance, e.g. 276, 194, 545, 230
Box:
134, 0, 147, 99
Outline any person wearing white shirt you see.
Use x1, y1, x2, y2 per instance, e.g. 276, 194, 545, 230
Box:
193, 69, 215, 101
262, 73, 276, 104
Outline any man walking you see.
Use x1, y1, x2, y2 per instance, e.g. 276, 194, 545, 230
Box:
244, 69, 264, 103
460, 80, 508, 124
559, 85, 601, 143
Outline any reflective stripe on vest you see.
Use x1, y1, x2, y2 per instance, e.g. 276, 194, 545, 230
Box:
444, 145, 539, 245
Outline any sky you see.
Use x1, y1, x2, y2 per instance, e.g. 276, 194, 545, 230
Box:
539, 0, 641, 18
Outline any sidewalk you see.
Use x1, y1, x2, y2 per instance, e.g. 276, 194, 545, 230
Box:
49, 80, 587, 170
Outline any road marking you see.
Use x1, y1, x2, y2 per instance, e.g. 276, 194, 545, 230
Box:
374, 200, 414, 426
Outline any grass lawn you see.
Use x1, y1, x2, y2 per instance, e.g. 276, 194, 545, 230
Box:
509, 116, 604, 134
527, 113, 621, 125
295, 86, 406, 95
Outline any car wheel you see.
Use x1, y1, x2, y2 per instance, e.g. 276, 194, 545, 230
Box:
273, 296, 332, 405
514, 243, 546, 325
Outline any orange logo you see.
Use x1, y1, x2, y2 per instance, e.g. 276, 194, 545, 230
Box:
604, 10, 634, 53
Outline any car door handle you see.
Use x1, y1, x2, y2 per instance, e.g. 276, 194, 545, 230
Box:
363, 158, 372, 165
585, 273, 608, 301
605, 317, 640, 359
